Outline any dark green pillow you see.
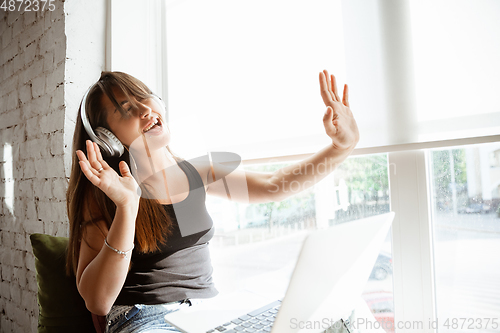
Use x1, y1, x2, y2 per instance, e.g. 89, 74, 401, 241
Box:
30, 233, 96, 333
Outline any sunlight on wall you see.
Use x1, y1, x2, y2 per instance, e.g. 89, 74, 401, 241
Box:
3, 143, 14, 216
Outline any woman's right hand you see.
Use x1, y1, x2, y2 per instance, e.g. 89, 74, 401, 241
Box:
77, 140, 140, 209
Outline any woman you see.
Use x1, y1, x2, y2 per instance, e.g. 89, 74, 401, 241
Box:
66, 70, 359, 333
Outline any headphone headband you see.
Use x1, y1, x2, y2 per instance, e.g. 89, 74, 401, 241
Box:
79, 86, 98, 143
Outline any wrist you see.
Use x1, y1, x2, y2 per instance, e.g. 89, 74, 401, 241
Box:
104, 237, 134, 259
115, 199, 140, 214
330, 141, 357, 154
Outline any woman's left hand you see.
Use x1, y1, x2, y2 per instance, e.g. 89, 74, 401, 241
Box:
319, 70, 360, 150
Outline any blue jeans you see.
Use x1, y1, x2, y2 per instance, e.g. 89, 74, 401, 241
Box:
105, 299, 354, 333
105, 300, 190, 333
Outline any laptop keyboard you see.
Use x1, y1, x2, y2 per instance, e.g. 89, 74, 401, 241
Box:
205, 300, 282, 333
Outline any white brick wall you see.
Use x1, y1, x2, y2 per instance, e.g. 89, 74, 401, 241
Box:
0, 4, 67, 331
1, 1, 107, 331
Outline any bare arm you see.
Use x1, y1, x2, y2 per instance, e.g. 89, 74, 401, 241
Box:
266, 144, 354, 201
75, 140, 140, 315
76, 204, 137, 316
206, 144, 353, 203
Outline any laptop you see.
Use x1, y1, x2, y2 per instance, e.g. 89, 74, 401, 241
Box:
164, 212, 395, 333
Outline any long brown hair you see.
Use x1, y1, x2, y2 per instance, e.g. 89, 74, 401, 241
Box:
66, 71, 178, 275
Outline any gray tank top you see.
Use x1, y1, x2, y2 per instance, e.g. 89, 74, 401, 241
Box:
114, 159, 218, 305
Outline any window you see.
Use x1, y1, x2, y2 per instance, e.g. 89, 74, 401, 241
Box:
208, 154, 394, 331
430, 142, 500, 332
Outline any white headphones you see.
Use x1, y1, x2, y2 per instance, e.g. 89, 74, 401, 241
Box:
79, 85, 167, 158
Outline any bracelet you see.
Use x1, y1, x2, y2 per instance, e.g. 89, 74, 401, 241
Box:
104, 238, 134, 259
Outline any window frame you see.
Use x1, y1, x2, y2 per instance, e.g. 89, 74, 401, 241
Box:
388, 150, 436, 332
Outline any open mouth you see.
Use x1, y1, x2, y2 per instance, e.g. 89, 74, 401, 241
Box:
143, 118, 163, 133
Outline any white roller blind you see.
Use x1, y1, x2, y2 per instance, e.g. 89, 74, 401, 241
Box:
410, 0, 500, 141
165, 0, 346, 160
342, 0, 500, 152
112, 0, 500, 160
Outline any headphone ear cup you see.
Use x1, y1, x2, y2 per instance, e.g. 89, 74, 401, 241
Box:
158, 97, 167, 111
151, 94, 170, 133
151, 94, 167, 112
95, 127, 125, 157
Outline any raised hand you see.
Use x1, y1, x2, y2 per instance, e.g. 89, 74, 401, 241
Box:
319, 70, 359, 150
77, 140, 140, 209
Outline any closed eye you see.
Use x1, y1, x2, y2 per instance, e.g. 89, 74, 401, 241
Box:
121, 97, 145, 114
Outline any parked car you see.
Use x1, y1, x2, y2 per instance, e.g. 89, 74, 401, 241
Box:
458, 203, 491, 214
369, 252, 392, 280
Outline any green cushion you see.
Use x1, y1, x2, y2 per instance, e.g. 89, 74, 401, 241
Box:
30, 233, 96, 333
